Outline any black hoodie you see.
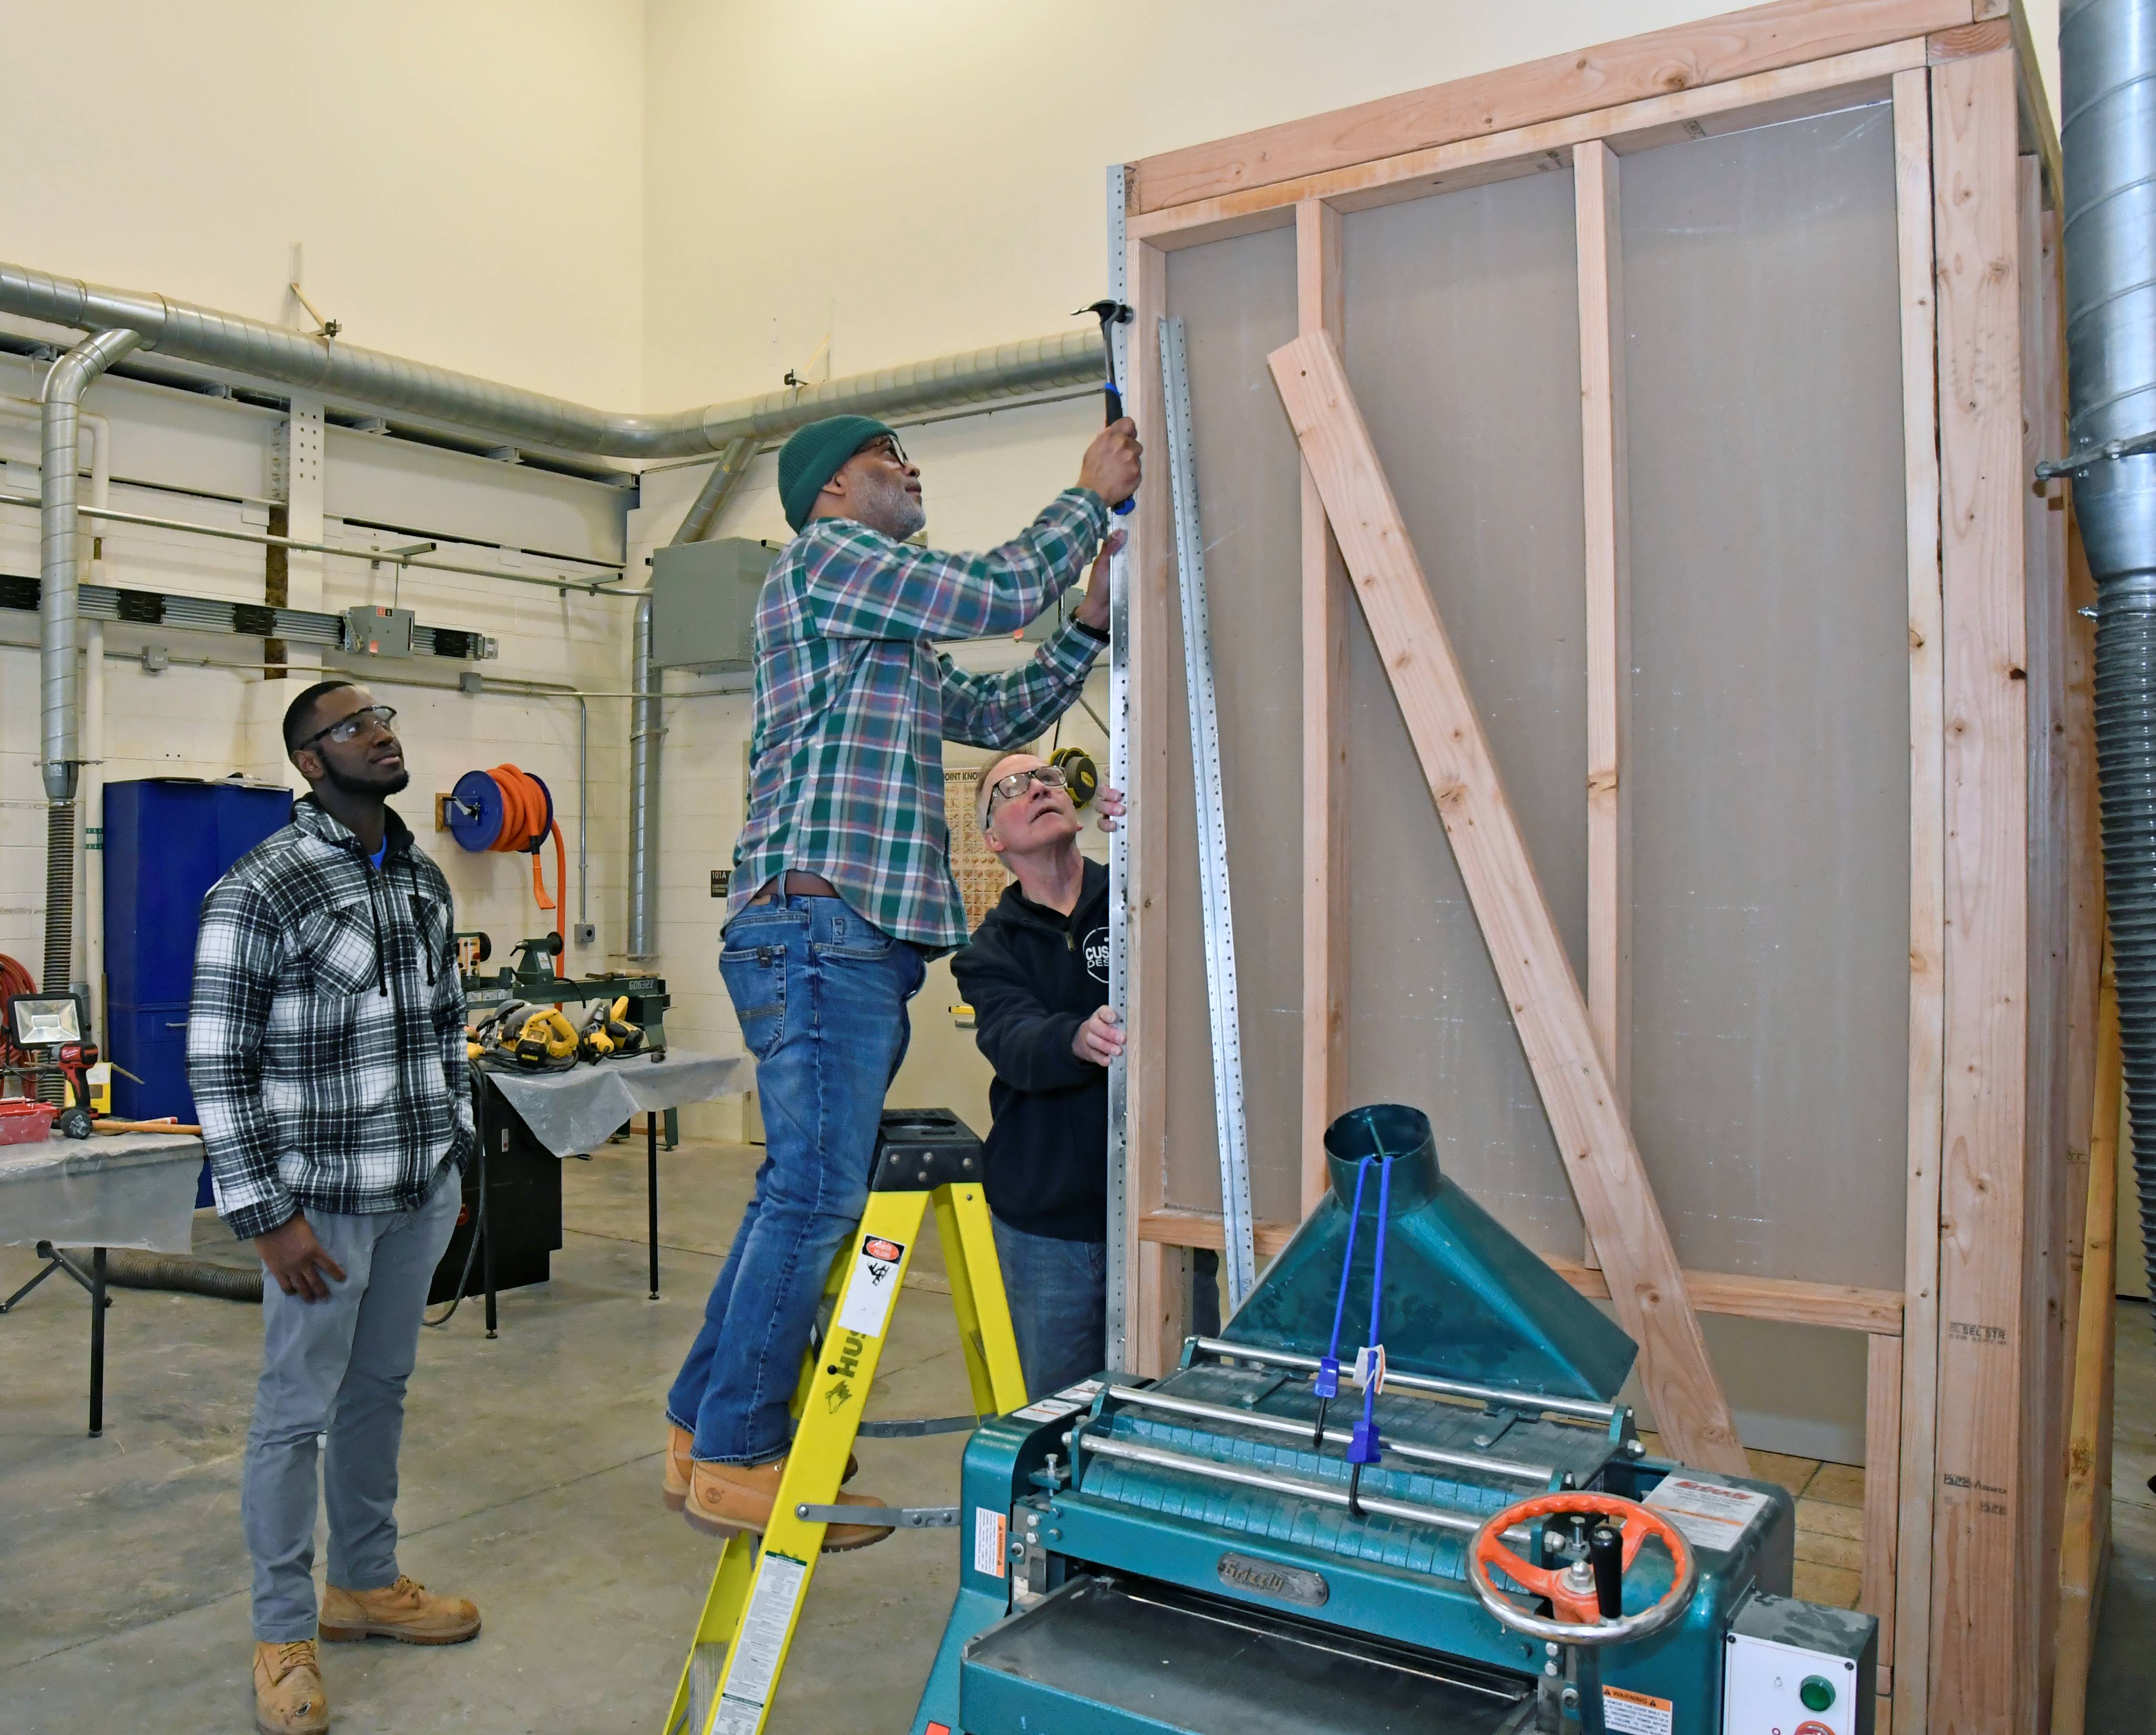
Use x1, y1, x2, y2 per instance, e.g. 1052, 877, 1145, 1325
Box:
950, 856, 1111, 1242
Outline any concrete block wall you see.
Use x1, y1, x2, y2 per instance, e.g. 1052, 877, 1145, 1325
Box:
0, 351, 634, 1046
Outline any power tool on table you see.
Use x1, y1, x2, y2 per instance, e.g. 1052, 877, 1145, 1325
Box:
457, 931, 669, 1065
915, 1102, 1876, 1735
4, 991, 99, 1139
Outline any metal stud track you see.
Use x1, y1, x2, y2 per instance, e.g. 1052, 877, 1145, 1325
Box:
1159, 315, 1257, 1310
1103, 164, 1133, 1369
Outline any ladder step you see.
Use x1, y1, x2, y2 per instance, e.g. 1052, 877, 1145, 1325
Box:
793, 1503, 959, 1528
856, 1414, 985, 1438
685, 1640, 727, 1735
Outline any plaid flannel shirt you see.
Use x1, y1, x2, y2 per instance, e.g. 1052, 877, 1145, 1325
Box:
730, 486, 1111, 951
187, 796, 472, 1240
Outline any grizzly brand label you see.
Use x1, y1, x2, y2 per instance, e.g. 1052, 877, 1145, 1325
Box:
1216, 1552, 1328, 1608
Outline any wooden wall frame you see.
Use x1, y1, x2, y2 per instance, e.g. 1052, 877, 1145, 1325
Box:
1111, 2, 2087, 1730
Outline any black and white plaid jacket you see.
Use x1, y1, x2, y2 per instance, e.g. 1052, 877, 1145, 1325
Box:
187, 796, 471, 1240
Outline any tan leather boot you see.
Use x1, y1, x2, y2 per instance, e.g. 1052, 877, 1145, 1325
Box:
666, 1425, 856, 1511
253, 1638, 329, 1735
319, 1575, 481, 1645
683, 1459, 893, 1550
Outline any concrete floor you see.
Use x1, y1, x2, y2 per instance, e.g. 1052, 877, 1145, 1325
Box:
0, 1141, 978, 1735
1, 1141, 2151, 1734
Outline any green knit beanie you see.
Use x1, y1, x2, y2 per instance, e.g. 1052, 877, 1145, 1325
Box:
777, 415, 897, 532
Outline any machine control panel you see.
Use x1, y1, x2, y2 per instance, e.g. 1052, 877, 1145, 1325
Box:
1723, 1592, 1874, 1735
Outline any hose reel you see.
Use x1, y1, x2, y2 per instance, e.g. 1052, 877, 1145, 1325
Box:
446, 764, 567, 974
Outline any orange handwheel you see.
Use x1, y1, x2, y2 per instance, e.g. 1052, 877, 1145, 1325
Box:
1467, 1490, 1695, 1645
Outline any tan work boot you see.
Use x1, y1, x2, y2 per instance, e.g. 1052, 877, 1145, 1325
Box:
665, 1424, 856, 1511
683, 1459, 893, 1550
252, 1638, 329, 1735
319, 1575, 481, 1645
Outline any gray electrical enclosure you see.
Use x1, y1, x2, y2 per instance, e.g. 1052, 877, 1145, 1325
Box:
649, 537, 778, 671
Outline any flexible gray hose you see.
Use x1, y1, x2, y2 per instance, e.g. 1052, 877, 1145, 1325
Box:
99, 1249, 263, 1302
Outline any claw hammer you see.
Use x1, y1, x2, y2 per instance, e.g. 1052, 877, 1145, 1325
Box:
1076, 297, 1136, 516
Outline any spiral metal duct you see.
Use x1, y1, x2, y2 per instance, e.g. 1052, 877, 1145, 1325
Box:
2062, 0, 2156, 1307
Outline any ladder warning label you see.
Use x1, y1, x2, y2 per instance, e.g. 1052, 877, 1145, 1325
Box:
719, 1551, 808, 1721
833, 1236, 906, 1339
974, 1505, 1007, 1578
1602, 1686, 1674, 1735
1643, 1475, 1770, 1554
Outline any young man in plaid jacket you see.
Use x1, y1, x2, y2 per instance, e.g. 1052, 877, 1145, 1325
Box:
188, 681, 479, 1735
663, 411, 1141, 1545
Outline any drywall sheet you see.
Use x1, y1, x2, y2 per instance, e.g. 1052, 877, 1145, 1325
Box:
1621, 104, 1908, 1288
1161, 227, 1303, 1224
1335, 167, 1590, 1256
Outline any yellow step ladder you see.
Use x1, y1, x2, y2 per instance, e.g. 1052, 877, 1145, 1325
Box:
667, 1109, 1029, 1735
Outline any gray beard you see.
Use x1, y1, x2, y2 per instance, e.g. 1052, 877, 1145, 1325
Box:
849, 469, 926, 542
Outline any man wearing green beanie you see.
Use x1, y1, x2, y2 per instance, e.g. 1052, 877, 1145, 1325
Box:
664, 409, 1141, 1545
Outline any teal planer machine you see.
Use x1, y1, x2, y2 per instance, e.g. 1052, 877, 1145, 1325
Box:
912, 1105, 1875, 1735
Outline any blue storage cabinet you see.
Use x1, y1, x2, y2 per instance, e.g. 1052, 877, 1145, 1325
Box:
103, 779, 293, 1204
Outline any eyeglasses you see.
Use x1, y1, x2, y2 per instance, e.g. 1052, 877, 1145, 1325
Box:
297, 704, 398, 754
988, 764, 1068, 813
856, 432, 911, 467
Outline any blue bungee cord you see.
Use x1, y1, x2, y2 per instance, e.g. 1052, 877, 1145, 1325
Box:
1310, 1155, 1372, 1448
1346, 1148, 1395, 1515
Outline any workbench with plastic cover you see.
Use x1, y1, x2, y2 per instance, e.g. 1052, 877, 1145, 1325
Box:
451, 1050, 747, 1335
0, 1127, 205, 1435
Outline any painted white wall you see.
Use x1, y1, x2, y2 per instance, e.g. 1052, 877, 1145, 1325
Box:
0, 0, 646, 407
641, 0, 2057, 404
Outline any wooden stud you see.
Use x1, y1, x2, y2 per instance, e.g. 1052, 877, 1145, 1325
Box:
2017, 147, 2075, 1725
1548, 1257, 1905, 1336
1866, 1332, 1906, 1666
2052, 947, 2120, 1735
1928, 49, 2031, 1733
1139, 1218, 1907, 1336
1267, 330, 1746, 1475
1576, 139, 1630, 1269
1124, 231, 1178, 1378
1890, 65, 1946, 1735
1129, 0, 1973, 212
1129, 38, 1933, 250
1297, 197, 1350, 1216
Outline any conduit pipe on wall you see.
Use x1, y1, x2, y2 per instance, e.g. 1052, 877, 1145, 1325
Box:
0, 260, 1104, 461
39, 329, 138, 1012
2061, 0, 2156, 1309
627, 434, 761, 961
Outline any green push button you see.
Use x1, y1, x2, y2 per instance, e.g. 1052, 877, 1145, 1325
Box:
1800, 1676, 1837, 1713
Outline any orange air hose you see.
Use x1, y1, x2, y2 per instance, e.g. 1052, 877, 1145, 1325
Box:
479, 765, 566, 977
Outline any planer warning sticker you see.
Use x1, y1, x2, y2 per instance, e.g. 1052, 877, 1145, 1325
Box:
1602, 1686, 1674, 1735
1643, 1474, 1771, 1554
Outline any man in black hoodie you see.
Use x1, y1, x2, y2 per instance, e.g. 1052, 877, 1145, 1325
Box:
950, 749, 1124, 1396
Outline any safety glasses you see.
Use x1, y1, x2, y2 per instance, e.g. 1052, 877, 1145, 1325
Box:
297, 703, 398, 754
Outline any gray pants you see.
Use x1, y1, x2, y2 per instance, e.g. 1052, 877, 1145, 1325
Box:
242, 1162, 461, 1641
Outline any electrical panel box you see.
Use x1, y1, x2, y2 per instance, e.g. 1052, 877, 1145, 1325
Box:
649, 537, 778, 671
1723, 1592, 1875, 1735
341, 604, 415, 658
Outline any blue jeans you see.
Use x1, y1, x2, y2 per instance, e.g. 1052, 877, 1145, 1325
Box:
243, 1161, 462, 1640
990, 1216, 1108, 1401
667, 895, 924, 1464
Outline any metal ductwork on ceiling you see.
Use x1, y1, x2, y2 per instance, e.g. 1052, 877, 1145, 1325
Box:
2, 257, 1108, 981
0, 260, 1104, 461
2060, 0, 2156, 1311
